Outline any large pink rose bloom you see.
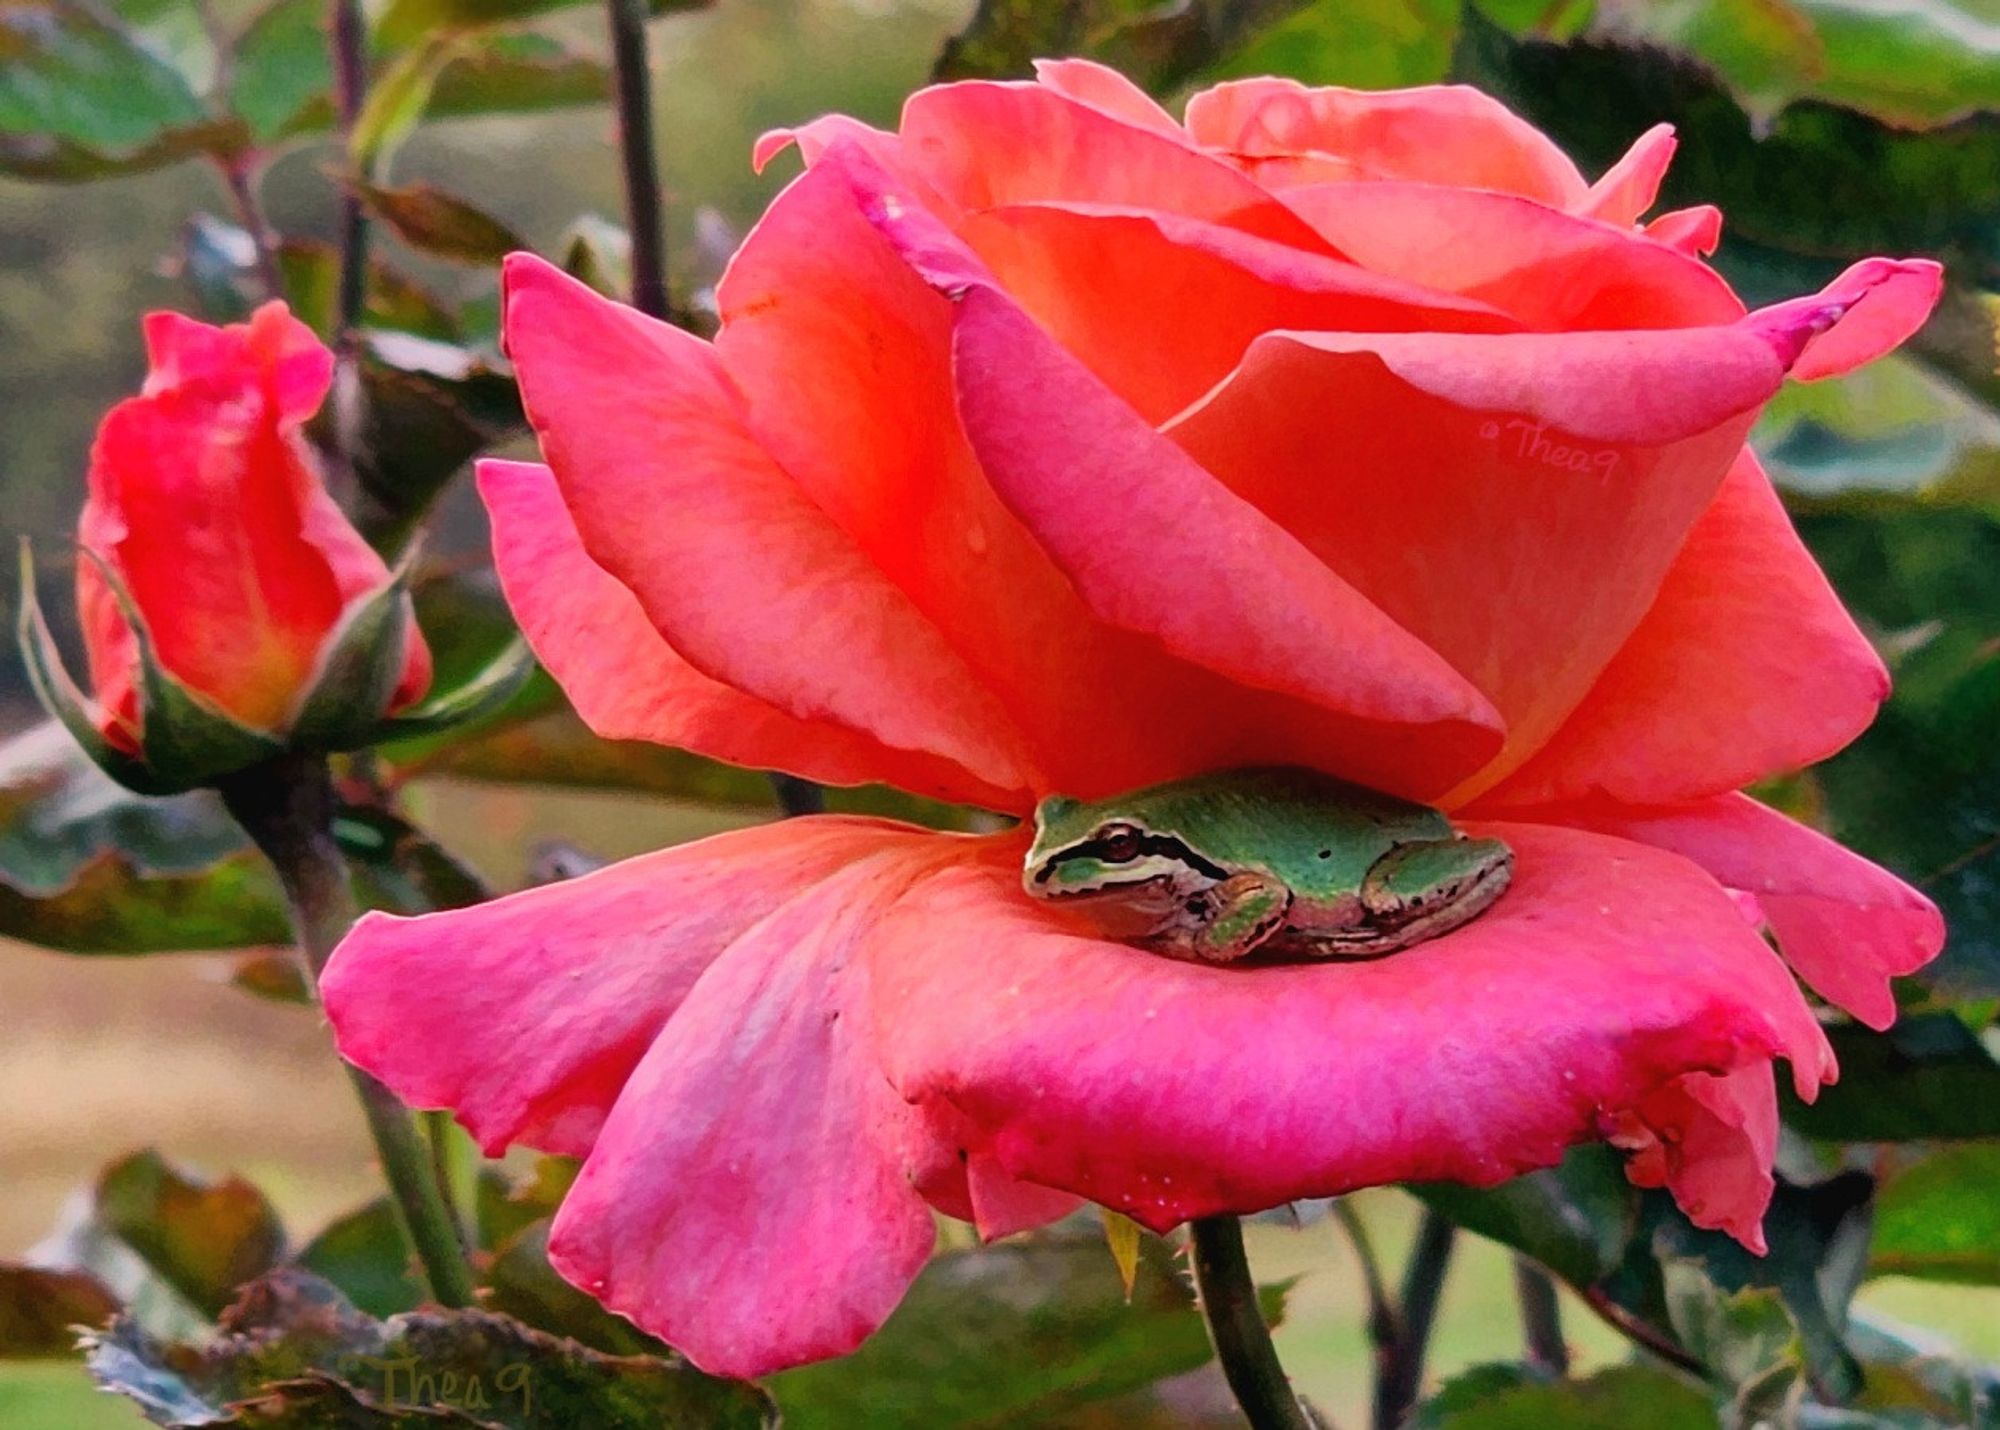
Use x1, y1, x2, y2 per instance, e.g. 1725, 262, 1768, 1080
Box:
324, 65, 1945, 1376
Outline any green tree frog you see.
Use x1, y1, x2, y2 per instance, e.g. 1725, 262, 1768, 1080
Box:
1024, 767, 1513, 963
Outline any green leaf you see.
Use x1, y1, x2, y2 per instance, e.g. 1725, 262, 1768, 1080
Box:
1196, 0, 1460, 89
95, 1152, 286, 1322
484, 1220, 664, 1358
0, 718, 288, 956
350, 32, 458, 178
1783, 1015, 2000, 1141
0, 722, 245, 898
354, 180, 525, 265
0, 1265, 120, 1358
295, 1201, 424, 1321
1870, 1144, 2000, 1285
278, 239, 460, 342
1794, 507, 2000, 1000
375, 0, 710, 48
425, 33, 609, 121
1412, 1143, 1636, 1287
0, 1, 206, 152
85, 1270, 777, 1429
1451, 11, 2000, 291
229, 0, 331, 142
770, 1227, 1283, 1429
1411, 1364, 1716, 1429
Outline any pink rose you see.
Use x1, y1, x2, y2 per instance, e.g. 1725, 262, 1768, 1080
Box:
324, 65, 1943, 1377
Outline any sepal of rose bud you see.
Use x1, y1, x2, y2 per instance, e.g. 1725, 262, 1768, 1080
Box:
19, 540, 455, 795
19, 541, 282, 795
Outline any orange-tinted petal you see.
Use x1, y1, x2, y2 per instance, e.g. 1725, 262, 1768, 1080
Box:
1184, 79, 1587, 204
501, 252, 1035, 798
1574, 123, 1676, 226
479, 460, 1024, 807
1479, 450, 1889, 808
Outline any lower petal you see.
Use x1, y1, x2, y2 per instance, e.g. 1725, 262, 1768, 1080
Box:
1542, 793, 1944, 1030
322, 817, 933, 1158
869, 824, 1831, 1236
545, 841, 967, 1378
1607, 1063, 1779, 1252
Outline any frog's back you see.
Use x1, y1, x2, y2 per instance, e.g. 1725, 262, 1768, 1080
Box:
1128, 768, 1452, 895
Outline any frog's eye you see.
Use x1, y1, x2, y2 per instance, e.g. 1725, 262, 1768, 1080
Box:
1094, 823, 1142, 863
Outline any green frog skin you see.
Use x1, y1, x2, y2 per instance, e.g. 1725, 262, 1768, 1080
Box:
1023, 767, 1514, 964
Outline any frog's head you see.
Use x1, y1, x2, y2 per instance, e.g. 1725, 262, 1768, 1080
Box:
1024, 793, 1226, 901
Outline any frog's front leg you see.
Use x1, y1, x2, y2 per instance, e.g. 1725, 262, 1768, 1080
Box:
1187, 872, 1293, 963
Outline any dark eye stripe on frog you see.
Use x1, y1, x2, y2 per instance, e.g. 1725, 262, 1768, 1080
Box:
1033, 832, 1232, 885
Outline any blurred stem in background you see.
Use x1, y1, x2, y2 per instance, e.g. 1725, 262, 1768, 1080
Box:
217, 753, 478, 1309
604, 0, 825, 820
1191, 1215, 1322, 1429
1514, 1258, 1569, 1376
1374, 1209, 1454, 1429
330, 0, 370, 491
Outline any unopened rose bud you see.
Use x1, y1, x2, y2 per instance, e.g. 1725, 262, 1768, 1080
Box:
20, 303, 432, 791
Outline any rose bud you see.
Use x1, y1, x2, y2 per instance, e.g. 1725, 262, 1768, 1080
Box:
20, 303, 433, 792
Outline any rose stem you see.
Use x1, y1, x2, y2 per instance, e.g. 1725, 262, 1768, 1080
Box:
1373, 1209, 1455, 1428
219, 155, 284, 298
1331, 1200, 1403, 1393
604, 0, 823, 821
330, 0, 369, 346
219, 753, 478, 1309
1189, 1216, 1320, 1430
607, 0, 670, 322
1514, 1258, 1569, 1376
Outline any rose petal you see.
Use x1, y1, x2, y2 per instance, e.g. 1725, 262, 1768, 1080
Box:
870, 824, 1831, 1241
1546, 793, 1944, 1030
322, 817, 932, 1159
958, 200, 1518, 424
945, 283, 1505, 798
80, 302, 427, 738
1166, 324, 1776, 790
1746, 257, 1944, 381
1278, 182, 1744, 330
1608, 1064, 1778, 1251
546, 842, 965, 1378
724, 155, 1496, 800
1031, 57, 1181, 136
501, 252, 1035, 798
479, 460, 1021, 807
1575, 123, 1677, 226
899, 80, 1328, 248
1184, 79, 1586, 205
1477, 450, 1889, 808
1645, 205, 1723, 256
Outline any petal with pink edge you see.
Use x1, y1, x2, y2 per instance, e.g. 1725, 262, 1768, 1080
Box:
479, 460, 1023, 808
1278, 181, 1744, 331
501, 252, 1035, 797
1184, 79, 1586, 205
957, 200, 1518, 425
322, 817, 933, 1159
545, 841, 969, 1378
1546, 794, 1944, 1030
1746, 257, 1943, 380
725, 154, 1493, 800
1477, 450, 1889, 809
869, 825, 1831, 1245
1607, 1064, 1778, 1251
1167, 275, 1929, 799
